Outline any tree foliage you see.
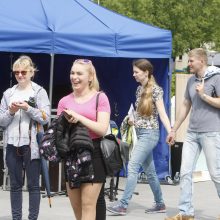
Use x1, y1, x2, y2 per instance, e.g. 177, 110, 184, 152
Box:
94, 0, 220, 57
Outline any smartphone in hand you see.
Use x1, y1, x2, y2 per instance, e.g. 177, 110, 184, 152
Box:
63, 111, 71, 120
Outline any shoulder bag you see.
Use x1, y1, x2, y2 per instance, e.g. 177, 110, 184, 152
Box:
96, 92, 123, 176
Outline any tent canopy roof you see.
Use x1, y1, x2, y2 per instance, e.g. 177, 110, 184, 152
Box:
0, 0, 172, 58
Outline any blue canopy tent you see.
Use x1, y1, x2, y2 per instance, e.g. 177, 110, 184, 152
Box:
0, 0, 172, 179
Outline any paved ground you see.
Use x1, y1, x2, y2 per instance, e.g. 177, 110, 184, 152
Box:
0, 178, 219, 220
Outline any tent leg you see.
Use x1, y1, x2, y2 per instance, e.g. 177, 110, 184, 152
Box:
49, 53, 55, 114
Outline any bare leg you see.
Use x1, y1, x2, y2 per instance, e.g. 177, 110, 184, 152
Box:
96, 184, 106, 220
66, 182, 82, 220
81, 183, 103, 220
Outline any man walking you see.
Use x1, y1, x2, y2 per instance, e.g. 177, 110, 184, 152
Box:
165, 48, 220, 220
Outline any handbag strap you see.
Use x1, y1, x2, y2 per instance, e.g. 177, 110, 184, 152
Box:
95, 92, 103, 120
96, 92, 113, 135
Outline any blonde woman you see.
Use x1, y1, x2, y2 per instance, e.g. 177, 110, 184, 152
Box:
107, 59, 171, 215
57, 59, 110, 220
0, 55, 50, 220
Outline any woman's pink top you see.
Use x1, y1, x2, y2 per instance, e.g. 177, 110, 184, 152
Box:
57, 92, 111, 139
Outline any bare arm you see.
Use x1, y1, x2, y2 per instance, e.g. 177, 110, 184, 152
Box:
196, 78, 220, 108
155, 99, 171, 133
200, 94, 220, 108
166, 98, 191, 145
172, 98, 191, 132
79, 111, 110, 136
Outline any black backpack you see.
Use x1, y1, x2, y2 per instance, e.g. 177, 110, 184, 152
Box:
39, 117, 61, 163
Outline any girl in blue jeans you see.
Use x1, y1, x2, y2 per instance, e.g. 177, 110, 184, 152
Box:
0, 56, 50, 220
107, 58, 171, 215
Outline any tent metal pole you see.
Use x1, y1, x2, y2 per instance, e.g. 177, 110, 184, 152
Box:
168, 57, 173, 113
49, 54, 55, 117
168, 57, 173, 178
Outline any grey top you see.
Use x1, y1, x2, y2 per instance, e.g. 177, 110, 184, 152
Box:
0, 82, 51, 159
185, 66, 220, 132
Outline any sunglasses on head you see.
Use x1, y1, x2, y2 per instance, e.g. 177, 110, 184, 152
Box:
13, 70, 28, 76
74, 59, 92, 64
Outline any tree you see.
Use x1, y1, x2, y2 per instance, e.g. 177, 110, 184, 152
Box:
93, 0, 220, 57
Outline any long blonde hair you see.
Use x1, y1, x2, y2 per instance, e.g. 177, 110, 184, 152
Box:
133, 59, 156, 117
72, 59, 99, 91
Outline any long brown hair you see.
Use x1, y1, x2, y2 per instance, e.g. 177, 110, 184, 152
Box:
133, 59, 156, 117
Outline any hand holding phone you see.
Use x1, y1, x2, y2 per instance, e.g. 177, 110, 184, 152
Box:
13, 101, 28, 111
9, 103, 19, 115
63, 110, 79, 123
63, 110, 72, 119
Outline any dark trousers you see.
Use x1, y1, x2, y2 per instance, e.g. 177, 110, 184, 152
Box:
96, 184, 106, 220
6, 144, 41, 220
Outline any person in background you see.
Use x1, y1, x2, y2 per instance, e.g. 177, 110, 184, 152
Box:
57, 58, 110, 220
0, 55, 51, 220
165, 48, 220, 220
107, 58, 171, 215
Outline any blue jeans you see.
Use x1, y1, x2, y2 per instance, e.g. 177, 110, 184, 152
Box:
6, 144, 41, 220
120, 128, 164, 208
179, 131, 220, 216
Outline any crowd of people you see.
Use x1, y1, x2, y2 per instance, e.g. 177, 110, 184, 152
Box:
0, 47, 220, 220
